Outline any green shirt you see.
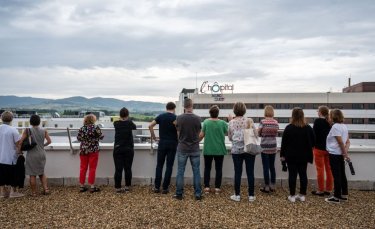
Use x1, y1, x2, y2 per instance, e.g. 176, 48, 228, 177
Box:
202, 119, 228, 155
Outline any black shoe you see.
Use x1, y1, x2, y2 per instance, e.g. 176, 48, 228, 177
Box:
195, 195, 203, 201
153, 188, 160, 193
115, 188, 125, 193
173, 194, 183, 200
325, 196, 340, 204
161, 189, 169, 194
79, 187, 88, 193
260, 188, 270, 194
324, 191, 331, 196
90, 187, 100, 193
124, 186, 130, 192
311, 191, 325, 196
339, 196, 348, 202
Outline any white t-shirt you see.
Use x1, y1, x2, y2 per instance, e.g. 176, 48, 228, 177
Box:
0, 124, 21, 165
326, 123, 348, 155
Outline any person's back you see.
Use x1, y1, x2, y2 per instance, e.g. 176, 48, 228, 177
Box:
176, 113, 201, 155
313, 118, 331, 151
114, 119, 136, 148
156, 112, 177, 143
0, 124, 19, 165
202, 119, 227, 155
281, 124, 314, 163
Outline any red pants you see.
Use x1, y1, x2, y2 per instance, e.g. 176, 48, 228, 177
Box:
313, 148, 333, 192
79, 152, 99, 185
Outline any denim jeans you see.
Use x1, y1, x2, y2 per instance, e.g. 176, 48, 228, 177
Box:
232, 153, 256, 196
204, 155, 224, 188
261, 153, 276, 186
175, 151, 201, 197
154, 141, 177, 191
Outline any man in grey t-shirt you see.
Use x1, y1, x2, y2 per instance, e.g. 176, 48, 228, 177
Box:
174, 98, 202, 200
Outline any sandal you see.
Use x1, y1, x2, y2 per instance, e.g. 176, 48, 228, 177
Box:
260, 187, 270, 193
90, 187, 101, 193
79, 187, 88, 193
42, 189, 50, 195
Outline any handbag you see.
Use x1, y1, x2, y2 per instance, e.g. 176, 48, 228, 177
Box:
21, 128, 37, 151
243, 128, 262, 155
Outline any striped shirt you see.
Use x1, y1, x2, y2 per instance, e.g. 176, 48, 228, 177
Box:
258, 118, 279, 154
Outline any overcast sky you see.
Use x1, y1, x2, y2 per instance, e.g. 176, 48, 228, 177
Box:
1, 0, 374, 102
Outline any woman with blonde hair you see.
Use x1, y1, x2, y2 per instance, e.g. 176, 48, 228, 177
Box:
312, 106, 333, 196
325, 109, 350, 204
77, 114, 104, 193
228, 102, 256, 202
280, 108, 314, 202
258, 105, 279, 193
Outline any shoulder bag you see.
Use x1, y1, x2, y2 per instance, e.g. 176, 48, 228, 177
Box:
21, 128, 37, 151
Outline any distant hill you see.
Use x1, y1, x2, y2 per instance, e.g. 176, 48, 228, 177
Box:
0, 95, 165, 112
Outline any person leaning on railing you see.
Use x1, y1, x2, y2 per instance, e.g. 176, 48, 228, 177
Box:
325, 109, 350, 204
77, 114, 103, 193
0, 111, 24, 198
280, 107, 315, 203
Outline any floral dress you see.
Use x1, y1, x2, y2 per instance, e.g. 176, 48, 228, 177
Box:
77, 124, 104, 155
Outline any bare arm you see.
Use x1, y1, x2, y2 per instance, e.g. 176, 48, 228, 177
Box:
148, 120, 158, 141
334, 136, 348, 159
199, 131, 205, 142
44, 130, 52, 146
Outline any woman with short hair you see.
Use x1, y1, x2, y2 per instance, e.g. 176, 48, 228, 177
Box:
77, 114, 103, 193
258, 105, 279, 193
199, 105, 228, 194
325, 109, 350, 204
228, 102, 257, 202
280, 108, 314, 202
312, 105, 333, 196
20, 114, 52, 196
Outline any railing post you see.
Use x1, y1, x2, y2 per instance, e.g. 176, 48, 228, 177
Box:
67, 127, 76, 154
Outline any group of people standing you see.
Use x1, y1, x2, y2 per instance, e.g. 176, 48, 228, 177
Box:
0, 100, 350, 204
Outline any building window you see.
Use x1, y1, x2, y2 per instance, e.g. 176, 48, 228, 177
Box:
352, 104, 364, 109
330, 104, 344, 109
368, 104, 375, 109
293, 104, 305, 109
369, 134, 375, 139
352, 118, 364, 124
350, 133, 364, 139
275, 104, 282, 109
278, 118, 290, 123
369, 118, 375, 124
313, 104, 321, 109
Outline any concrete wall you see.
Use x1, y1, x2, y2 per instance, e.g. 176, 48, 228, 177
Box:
36, 143, 375, 190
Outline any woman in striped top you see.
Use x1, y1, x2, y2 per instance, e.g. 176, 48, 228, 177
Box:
258, 105, 279, 193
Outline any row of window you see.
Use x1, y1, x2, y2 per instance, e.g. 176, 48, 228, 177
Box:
193, 103, 375, 110
204, 117, 375, 124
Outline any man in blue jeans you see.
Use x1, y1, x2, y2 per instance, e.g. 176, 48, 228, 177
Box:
149, 102, 178, 194
174, 98, 202, 200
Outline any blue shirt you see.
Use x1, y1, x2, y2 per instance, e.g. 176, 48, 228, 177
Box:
155, 112, 177, 143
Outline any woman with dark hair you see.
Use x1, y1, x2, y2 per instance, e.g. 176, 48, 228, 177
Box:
113, 107, 137, 193
199, 105, 228, 194
312, 106, 333, 196
325, 109, 350, 204
77, 114, 104, 193
280, 108, 314, 202
228, 102, 256, 202
20, 114, 51, 196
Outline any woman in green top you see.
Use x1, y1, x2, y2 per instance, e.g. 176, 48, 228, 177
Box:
199, 105, 228, 194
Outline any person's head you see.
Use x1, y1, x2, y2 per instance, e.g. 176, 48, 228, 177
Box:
209, 105, 219, 118
264, 105, 274, 118
291, 107, 306, 127
119, 107, 129, 118
166, 102, 176, 111
1, 111, 13, 123
233, 102, 246, 117
246, 118, 253, 129
30, 114, 41, 126
318, 105, 329, 119
184, 98, 193, 109
83, 114, 97, 125
330, 109, 344, 123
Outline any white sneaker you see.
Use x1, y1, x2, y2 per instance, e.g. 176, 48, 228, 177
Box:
248, 196, 256, 202
295, 194, 306, 202
9, 192, 24, 198
288, 195, 296, 203
230, 194, 240, 202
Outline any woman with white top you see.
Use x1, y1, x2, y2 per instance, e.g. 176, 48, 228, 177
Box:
325, 109, 350, 204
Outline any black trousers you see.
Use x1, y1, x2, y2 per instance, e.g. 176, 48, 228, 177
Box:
113, 147, 134, 188
287, 162, 308, 196
204, 155, 224, 189
154, 141, 177, 190
329, 154, 348, 198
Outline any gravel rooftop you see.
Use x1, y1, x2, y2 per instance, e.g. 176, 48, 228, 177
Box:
1, 185, 374, 228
